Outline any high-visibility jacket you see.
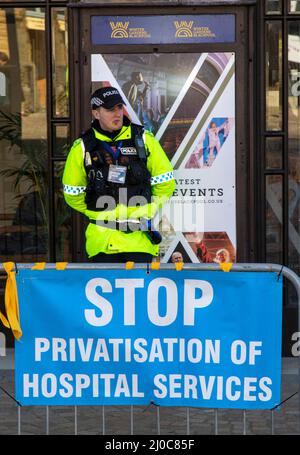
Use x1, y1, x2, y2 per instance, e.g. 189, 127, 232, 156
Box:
62, 123, 176, 257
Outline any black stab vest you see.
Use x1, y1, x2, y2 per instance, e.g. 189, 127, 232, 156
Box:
82, 123, 152, 212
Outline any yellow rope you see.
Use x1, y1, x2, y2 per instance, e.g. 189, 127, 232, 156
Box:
0, 262, 22, 340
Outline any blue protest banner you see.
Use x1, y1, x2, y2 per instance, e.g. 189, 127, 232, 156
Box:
15, 269, 282, 409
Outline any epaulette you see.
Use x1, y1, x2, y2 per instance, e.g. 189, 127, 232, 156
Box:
81, 128, 98, 153
72, 138, 82, 148
131, 123, 148, 161
131, 122, 144, 136
143, 128, 154, 138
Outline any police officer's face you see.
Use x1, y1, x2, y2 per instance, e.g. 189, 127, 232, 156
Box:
93, 104, 124, 132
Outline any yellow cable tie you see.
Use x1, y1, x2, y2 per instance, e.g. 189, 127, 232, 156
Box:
56, 262, 68, 270
32, 262, 46, 270
219, 262, 233, 272
151, 261, 161, 270
125, 261, 135, 270
175, 261, 184, 271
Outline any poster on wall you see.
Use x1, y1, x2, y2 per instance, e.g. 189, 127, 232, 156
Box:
91, 52, 236, 264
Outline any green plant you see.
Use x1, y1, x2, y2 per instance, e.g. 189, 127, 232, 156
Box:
0, 111, 21, 146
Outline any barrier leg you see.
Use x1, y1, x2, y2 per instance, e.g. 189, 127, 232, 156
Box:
46, 406, 49, 435
214, 409, 218, 435
17, 406, 21, 435
243, 410, 246, 435
156, 406, 160, 435
102, 405, 105, 435
74, 406, 77, 435
186, 407, 190, 435
130, 405, 134, 435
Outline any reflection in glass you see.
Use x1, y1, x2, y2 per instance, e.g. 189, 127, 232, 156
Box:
290, 1, 300, 13
0, 8, 49, 262
54, 162, 72, 261
51, 8, 69, 118
288, 21, 300, 292
159, 54, 233, 159
99, 52, 233, 162
265, 175, 283, 265
265, 136, 283, 169
266, 21, 283, 131
53, 123, 70, 157
266, 0, 282, 14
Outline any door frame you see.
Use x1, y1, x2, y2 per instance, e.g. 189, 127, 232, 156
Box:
68, 3, 256, 263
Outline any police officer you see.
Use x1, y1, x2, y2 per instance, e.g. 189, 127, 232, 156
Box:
62, 86, 175, 262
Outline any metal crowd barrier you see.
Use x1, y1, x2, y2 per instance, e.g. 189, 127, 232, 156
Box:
0, 262, 300, 435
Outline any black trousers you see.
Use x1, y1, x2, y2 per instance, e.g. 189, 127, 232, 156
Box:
90, 252, 154, 263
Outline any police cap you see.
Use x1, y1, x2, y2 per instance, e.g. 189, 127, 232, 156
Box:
90, 87, 126, 110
